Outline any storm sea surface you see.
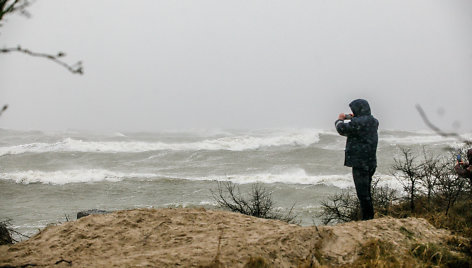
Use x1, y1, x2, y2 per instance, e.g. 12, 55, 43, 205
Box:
0, 128, 468, 239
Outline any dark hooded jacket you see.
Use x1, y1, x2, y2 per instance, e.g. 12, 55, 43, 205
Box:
455, 149, 472, 179
335, 99, 379, 168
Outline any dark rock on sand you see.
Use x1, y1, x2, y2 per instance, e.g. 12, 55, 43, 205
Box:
77, 209, 111, 219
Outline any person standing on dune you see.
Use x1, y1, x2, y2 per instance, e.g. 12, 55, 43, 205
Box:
335, 99, 379, 220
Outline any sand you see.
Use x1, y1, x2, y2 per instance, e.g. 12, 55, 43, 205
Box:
0, 208, 454, 267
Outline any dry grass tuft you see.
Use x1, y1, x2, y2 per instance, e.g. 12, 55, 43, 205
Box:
411, 242, 471, 267
243, 256, 272, 268
347, 239, 403, 268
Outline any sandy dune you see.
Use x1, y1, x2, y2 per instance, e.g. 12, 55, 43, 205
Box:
0, 208, 454, 267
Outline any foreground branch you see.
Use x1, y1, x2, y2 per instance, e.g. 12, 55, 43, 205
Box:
415, 104, 471, 146
0, 0, 32, 22
0, 104, 7, 117
1, 46, 83, 74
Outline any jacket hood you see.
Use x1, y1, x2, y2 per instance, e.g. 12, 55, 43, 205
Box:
349, 99, 371, 116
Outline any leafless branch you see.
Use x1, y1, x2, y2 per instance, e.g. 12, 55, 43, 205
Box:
211, 181, 298, 223
1, 46, 83, 74
1, 1, 84, 75
392, 147, 423, 212
0, 104, 7, 117
0, 0, 32, 22
1, 218, 30, 244
415, 104, 471, 146
371, 177, 399, 216
318, 189, 360, 224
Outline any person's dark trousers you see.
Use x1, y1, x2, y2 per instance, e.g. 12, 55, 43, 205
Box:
352, 166, 376, 220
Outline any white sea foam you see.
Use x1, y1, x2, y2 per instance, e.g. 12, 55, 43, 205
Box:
380, 133, 470, 146
0, 130, 321, 155
204, 171, 401, 190
0, 168, 400, 189
203, 170, 354, 187
0, 169, 156, 184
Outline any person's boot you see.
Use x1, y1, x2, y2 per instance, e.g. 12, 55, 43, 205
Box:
360, 198, 374, 220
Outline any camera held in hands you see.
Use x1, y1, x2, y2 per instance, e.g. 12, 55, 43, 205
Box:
345, 114, 353, 120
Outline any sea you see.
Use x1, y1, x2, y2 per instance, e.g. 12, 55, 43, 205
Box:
0, 128, 468, 240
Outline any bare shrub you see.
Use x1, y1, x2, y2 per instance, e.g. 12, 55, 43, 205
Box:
392, 147, 424, 212
318, 188, 360, 224
320, 145, 471, 225
319, 178, 399, 224
418, 147, 441, 203
371, 178, 399, 216
0, 219, 30, 244
0, 219, 13, 245
211, 181, 298, 224
435, 161, 467, 215
393, 147, 468, 215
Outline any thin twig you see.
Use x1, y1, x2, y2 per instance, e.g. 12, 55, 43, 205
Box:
1, 46, 83, 74
0, 104, 7, 116
415, 104, 471, 146
9, 228, 30, 239
0, 0, 32, 21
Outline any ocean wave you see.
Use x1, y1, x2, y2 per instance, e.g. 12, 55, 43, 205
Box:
201, 170, 401, 189
0, 168, 401, 189
0, 169, 156, 184
380, 134, 469, 146
0, 130, 321, 155
202, 170, 355, 188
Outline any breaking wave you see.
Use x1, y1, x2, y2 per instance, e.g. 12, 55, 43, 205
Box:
380, 132, 472, 146
0, 168, 399, 189
0, 130, 321, 155
0, 169, 156, 185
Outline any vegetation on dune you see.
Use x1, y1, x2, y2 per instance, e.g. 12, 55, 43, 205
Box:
318, 145, 472, 267
208, 144, 472, 266
211, 181, 298, 224
0, 219, 13, 245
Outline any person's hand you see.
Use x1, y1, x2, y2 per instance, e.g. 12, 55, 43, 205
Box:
338, 113, 346, 120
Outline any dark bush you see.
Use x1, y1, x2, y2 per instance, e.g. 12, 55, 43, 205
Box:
392, 147, 423, 212
211, 181, 298, 224
371, 177, 399, 216
319, 178, 399, 224
318, 189, 360, 224
0, 219, 13, 245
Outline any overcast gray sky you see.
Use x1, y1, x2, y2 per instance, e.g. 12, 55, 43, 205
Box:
1, 0, 471, 132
